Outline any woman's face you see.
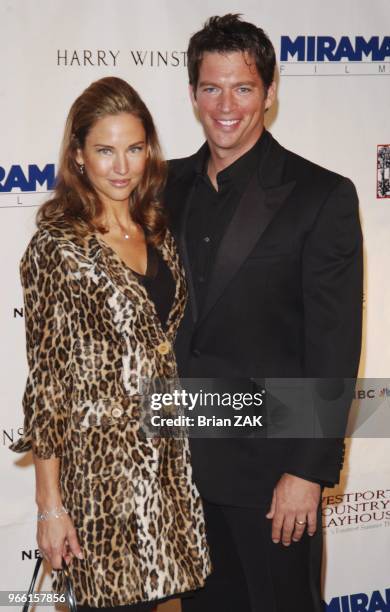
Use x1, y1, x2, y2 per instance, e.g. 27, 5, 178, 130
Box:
76, 112, 147, 209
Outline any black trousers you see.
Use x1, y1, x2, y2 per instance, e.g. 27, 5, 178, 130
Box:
182, 500, 323, 612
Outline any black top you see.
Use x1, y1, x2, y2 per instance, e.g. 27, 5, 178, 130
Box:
186, 130, 270, 311
134, 244, 175, 330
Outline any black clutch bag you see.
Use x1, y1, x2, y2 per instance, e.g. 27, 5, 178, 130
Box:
23, 556, 77, 612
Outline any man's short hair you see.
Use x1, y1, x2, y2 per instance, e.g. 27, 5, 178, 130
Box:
187, 14, 276, 91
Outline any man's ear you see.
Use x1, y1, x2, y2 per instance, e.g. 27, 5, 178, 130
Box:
189, 84, 198, 109
265, 81, 276, 111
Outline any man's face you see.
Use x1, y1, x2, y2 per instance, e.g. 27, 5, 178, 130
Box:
190, 51, 275, 161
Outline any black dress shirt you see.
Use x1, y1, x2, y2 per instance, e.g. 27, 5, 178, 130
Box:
186, 130, 270, 312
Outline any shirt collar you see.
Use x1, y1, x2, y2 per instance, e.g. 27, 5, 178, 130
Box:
195, 130, 270, 194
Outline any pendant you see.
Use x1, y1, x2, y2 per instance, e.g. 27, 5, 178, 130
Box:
124, 234, 129, 240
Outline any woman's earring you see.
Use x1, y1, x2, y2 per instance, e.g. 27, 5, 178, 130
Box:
79, 164, 85, 175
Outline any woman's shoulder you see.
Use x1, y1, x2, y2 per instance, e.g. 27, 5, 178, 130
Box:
20, 227, 63, 280
37, 220, 89, 245
22, 221, 95, 270
22, 224, 60, 262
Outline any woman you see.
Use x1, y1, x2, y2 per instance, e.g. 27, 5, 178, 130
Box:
10, 77, 210, 611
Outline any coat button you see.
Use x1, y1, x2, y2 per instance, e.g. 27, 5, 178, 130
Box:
164, 403, 176, 415
111, 407, 123, 418
157, 341, 171, 355
191, 348, 201, 357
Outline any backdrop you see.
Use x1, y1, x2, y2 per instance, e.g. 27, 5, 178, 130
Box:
1, 1, 389, 611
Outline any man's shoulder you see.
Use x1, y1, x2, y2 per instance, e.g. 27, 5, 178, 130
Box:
167, 154, 196, 180
168, 153, 198, 169
167, 134, 355, 195
278, 138, 352, 191
275, 139, 358, 216
167, 142, 208, 185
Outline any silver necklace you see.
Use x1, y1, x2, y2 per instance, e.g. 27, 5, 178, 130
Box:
114, 219, 132, 240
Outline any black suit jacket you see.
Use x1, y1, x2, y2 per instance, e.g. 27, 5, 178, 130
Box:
165, 132, 363, 508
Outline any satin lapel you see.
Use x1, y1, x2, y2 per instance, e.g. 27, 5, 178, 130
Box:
170, 173, 200, 323
179, 181, 199, 323
198, 173, 296, 325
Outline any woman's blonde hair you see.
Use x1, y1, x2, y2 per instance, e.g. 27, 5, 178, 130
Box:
38, 77, 167, 245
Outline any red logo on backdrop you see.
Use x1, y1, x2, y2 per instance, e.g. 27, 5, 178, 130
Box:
377, 145, 390, 198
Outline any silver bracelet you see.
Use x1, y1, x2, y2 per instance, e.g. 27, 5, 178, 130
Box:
37, 505, 69, 521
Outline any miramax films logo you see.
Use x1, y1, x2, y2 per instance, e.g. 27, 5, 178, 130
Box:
324, 587, 390, 612
0, 163, 55, 208
280, 35, 390, 76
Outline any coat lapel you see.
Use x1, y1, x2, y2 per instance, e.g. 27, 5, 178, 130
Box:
93, 231, 186, 341
48, 223, 186, 341
157, 229, 187, 339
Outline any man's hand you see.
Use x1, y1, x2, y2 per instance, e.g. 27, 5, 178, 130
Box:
265, 473, 321, 546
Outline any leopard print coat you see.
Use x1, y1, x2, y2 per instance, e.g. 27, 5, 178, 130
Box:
10, 222, 211, 607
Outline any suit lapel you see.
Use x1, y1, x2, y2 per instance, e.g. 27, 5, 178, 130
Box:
198, 137, 296, 324
178, 179, 199, 323
168, 147, 209, 324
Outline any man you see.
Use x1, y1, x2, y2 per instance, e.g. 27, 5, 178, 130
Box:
165, 14, 363, 612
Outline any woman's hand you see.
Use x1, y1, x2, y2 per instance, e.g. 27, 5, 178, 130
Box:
37, 512, 83, 569
33, 455, 83, 568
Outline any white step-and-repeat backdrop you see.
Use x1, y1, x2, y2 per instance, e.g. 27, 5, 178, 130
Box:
1, 1, 389, 610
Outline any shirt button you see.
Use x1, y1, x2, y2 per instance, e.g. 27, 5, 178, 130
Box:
111, 407, 123, 418
203, 236, 210, 243
157, 341, 171, 355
